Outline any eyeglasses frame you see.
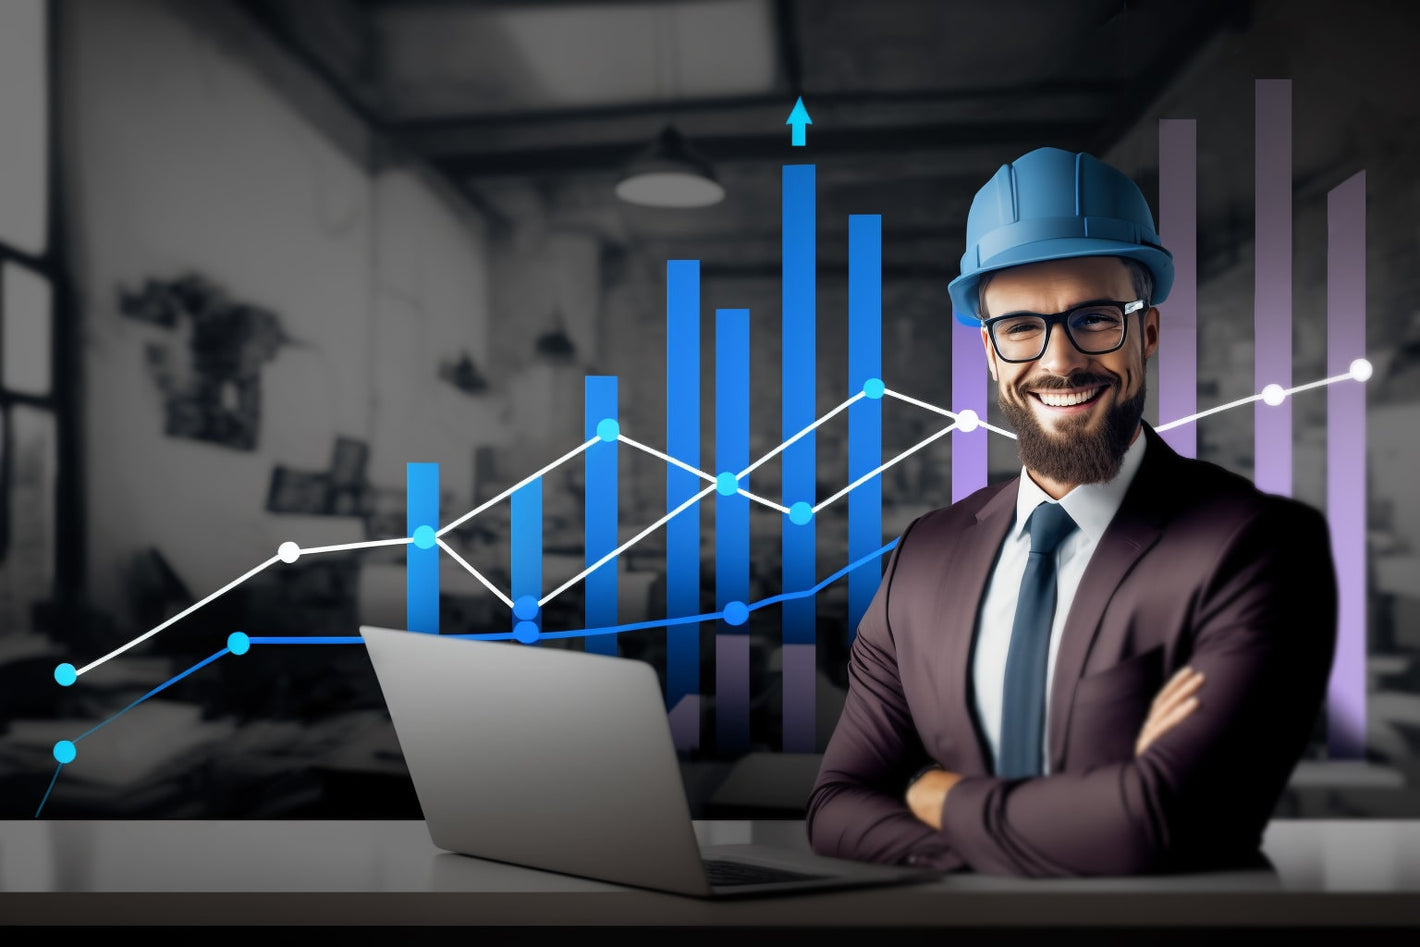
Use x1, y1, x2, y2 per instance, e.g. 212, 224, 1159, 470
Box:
982, 298, 1148, 364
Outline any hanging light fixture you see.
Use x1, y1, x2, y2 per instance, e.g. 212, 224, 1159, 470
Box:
615, 124, 725, 208
614, 7, 723, 209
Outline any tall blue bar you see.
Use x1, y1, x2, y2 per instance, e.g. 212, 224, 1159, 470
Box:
716, 308, 750, 754
666, 260, 702, 749
847, 215, 882, 644
511, 479, 542, 641
781, 164, 817, 752
406, 462, 440, 634
585, 376, 618, 656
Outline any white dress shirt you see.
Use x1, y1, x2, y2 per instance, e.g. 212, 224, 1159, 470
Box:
971, 429, 1148, 776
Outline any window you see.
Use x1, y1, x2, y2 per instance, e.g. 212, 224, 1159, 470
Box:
0, 0, 71, 636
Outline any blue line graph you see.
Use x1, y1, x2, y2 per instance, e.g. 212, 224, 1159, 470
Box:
33, 361, 1370, 817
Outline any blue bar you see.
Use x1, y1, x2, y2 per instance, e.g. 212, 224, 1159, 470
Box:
666, 260, 701, 736
848, 215, 882, 644
781, 164, 817, 753
406, 463, 439, 634
511, 479, 543, 643
716, 308, 750, 754
585, 376, 618, 656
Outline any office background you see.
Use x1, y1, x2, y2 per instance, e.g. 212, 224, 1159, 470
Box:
1, 0, 1419, 821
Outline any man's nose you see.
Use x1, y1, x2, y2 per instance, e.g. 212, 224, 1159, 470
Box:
1036, 322, 1089, 377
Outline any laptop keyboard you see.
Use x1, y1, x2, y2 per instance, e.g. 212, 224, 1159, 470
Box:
702, 858, 831, 887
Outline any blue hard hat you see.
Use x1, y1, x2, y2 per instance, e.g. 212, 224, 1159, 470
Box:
948, 147, 1174, 322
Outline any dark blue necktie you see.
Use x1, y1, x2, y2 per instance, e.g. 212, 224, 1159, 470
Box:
998, 502, 1078, 779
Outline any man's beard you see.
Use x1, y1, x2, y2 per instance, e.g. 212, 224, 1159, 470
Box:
997, 372, 1147, 486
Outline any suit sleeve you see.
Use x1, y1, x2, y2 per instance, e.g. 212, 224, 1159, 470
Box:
933, 499, 1338, 876
805, 520, 968, 871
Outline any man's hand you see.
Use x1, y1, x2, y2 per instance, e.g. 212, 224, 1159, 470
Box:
1136, 665, 1205, 756
905, 768, 963, 831
904, 665, 1204, 832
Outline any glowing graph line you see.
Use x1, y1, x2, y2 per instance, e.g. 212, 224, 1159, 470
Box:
74, 557, 280, 677
66, 369, 1369, 679
436, 537, 515, 609
33, 538, 903, 817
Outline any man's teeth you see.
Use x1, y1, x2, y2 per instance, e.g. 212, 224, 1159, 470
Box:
1037, 387, 1103, 407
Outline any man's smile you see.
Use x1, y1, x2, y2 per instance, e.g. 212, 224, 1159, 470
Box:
1026, 384, 1110, 414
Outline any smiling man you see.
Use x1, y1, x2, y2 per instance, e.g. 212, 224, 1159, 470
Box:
805, 147, 1339, 877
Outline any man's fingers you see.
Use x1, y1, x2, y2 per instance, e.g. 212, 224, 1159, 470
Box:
1136, 695, 1201, 756
1151, 666, 1204, 713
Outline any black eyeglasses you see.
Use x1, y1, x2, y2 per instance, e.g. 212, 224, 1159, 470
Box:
982, 299, 1146, 363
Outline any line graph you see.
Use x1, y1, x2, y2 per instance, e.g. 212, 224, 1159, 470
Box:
32, 362, 1370, 816
30, 83, 1374, 814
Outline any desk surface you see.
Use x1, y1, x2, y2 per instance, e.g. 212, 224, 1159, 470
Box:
3, 819, 1420, 930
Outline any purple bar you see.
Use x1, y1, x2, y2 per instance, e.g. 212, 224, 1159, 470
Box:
1326, 171, 1366, 759
782, 643, 817, 750
1158, 119, 1198, 458
716, 635, 750, 752
1254, 79, 1292, 496
952, 315, 988, 502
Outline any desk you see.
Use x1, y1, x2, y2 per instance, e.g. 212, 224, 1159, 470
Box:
2, 819, 1420, 936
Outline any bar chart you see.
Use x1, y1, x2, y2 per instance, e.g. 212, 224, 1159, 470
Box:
36, 79, 1374, 818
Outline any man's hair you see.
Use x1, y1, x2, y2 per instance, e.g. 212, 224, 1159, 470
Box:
976, 257, 1155, 320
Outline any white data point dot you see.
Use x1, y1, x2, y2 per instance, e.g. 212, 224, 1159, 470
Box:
1350, 358, 1373, 382
1261, 384, 1286, 406
278, 541, 301, 563
956, 409, 980, 433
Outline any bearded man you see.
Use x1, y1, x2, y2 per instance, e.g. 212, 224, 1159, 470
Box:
805, 147, 1338, 877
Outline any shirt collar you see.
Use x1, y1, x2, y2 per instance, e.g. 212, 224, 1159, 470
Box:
1011, 426, 1149, 544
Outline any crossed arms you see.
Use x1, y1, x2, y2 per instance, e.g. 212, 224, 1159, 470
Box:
805, 499, 1337, 876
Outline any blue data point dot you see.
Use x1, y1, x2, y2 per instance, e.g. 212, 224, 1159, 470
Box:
412, 525, 437, 549
54, 663, 77, 687
716, 472, 739, 496
862, 377, 885, 400
513, 595, 540, 621
53, 740, 76, 765
227, 632, 250, 655
597, 418, 620, 442
723, 601, 749, 626
789, 502, 813, 525
514, 621, 541, 645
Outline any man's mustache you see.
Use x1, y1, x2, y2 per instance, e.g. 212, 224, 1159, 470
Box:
1017, 373, 1116, 394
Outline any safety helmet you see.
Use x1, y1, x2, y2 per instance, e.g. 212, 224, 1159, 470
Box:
947, 147, 1174, 322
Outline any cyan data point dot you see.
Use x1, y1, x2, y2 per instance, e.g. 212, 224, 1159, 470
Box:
227, 632, 250, 655
53, 740, 76, 764
789, 502, 813, 525
862, 377, 885, 399
54, 663, 76, 687
716, 472, 739, 496
412, 525, 437, 549
723, 601, 749, 626
513, 595, 540, 621
277, 541, 301, 563
597, 418, 620, 442
514, 621, 541, 645
956, 408, 980, 433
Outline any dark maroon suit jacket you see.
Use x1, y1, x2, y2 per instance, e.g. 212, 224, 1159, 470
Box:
806, 423, 1338, 876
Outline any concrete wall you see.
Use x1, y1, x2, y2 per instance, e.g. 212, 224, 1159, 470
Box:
62, 0, 499, 629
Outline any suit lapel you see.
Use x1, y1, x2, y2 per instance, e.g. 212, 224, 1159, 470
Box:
937, 480, 1018, 776
1045, 424, 1175, 772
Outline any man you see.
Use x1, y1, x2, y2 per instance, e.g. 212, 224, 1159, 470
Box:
805, 147, 1338, 876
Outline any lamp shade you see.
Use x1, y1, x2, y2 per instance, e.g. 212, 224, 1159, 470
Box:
615, 125, 725, 208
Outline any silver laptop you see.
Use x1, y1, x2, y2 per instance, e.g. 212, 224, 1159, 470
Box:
359, 625, 942, 898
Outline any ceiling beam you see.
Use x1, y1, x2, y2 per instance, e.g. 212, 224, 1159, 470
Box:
435, 120, 1095, 179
